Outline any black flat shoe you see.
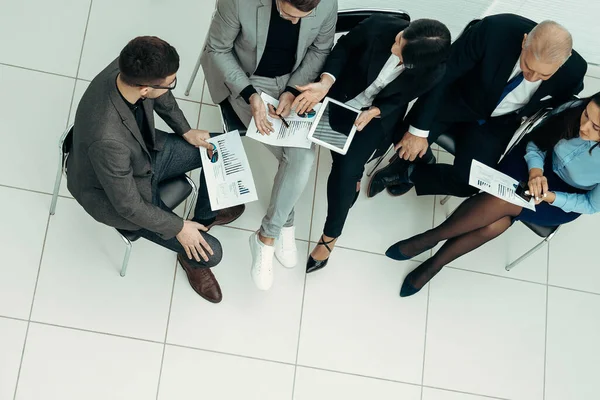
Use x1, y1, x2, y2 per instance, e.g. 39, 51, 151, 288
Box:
400, 270, 422, 297
306, 236, 336, 274
385, 239, 436, 261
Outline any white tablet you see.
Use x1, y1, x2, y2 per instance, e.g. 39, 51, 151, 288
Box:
307, 97, 361, 155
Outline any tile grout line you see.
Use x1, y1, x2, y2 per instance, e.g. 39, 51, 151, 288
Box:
12, 4, 94, 398
12, 214, 52, 400
542, 242, 551, 400
0, 315, 29, 324
296, 364, 511, 400
0, 62, 76, 80
420, 285, 432, 400
0, 183, 73, 199
154, 259, 180, 400
290, 147, 321, 400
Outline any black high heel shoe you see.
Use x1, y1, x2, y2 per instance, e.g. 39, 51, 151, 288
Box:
306, 236, 336, 274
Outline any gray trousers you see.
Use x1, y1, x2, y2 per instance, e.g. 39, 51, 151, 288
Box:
230, 75, 316, 239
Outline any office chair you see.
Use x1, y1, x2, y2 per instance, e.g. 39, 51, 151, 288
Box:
49, 125, 198, 277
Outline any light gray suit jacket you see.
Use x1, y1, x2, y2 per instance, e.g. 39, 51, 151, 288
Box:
67, 60, 191, 239
201, 0, 338, 104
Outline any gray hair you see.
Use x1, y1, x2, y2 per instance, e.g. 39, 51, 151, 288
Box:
524, 20, 573, 64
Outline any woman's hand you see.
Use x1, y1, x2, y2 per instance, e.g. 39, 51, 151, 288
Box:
355, 107, 381, 131
527, 168, 549, 203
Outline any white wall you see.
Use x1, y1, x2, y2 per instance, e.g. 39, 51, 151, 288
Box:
338, 0, 600, 65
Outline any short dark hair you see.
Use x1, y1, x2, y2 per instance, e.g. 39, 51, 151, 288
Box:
401, 19, 451, 69
286, 0, 321, 13
118, 36, 180, 87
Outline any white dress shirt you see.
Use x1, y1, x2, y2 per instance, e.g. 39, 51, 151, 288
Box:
408, 57, 543, 138
323, 54, 405, 111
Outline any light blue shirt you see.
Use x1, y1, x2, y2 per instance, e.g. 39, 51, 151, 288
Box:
524, 138, 600, 214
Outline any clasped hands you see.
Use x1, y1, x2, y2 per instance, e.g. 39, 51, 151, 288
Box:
527, 168, 556, 205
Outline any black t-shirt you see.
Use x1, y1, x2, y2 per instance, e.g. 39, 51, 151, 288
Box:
254, 0, 301, 78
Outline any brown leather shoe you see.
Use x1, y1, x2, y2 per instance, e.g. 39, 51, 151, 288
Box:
177, 254, 223, 303
206, 204, 245, 230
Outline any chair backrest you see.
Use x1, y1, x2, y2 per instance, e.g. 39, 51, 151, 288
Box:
335, 9, 410, 34
500, 97, 585, 162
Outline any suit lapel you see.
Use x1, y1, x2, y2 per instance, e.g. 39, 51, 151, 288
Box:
367, 35, 394, 86
107, 74, 150, 157
295, 7, 317, 69
255, 0, 272, 70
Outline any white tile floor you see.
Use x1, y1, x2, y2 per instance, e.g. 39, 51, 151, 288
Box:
1, 1, 600, 399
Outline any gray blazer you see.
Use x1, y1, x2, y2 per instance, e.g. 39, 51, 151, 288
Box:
201, 0, 338, 104
67, 60, 191, 239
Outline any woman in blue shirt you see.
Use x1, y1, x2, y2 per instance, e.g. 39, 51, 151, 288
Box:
385, 93, 600, 297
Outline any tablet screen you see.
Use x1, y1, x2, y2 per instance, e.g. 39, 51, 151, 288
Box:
310, 100, 360, 151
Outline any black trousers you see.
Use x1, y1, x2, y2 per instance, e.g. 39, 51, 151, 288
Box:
411, 115, 521, 197
135, 133, 222, 268
323, 119, 387, 238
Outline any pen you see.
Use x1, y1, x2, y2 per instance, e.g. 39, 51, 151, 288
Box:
269, 103, 290, 128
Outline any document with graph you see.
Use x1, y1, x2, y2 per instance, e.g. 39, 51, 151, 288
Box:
200, 130, 258, 211
246, 92, 321, 149
469, 160, 536, 211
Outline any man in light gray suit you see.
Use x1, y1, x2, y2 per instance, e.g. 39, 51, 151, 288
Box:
68, 37, 245, 303
201, 0, 337, 291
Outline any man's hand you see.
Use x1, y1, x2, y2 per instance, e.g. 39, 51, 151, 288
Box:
292, 74, 334, 115
394, 131, 429, 162
183, 129, 212, 151
175, 220, 214, 262
355, 107, 380, 131
268, 92, 295, 119
250, 93, 274, 135
527, 168, 549, 203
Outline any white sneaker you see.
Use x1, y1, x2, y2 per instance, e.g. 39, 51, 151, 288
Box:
275, 226, 298, 268
249, 232, 275, 290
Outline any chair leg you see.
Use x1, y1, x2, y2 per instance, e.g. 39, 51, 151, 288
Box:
366, 146, 393, 177
440, 195, 451, 206
49, 148, 64, 215
184, 175, 198, 220
505, 238, 547, 271
184, 52, 203, 97
505, 226, 560, 271
118, 232, 133, 277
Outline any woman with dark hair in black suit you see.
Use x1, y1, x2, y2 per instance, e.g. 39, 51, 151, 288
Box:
292, 15, 452, 272
386, 93, 600, 297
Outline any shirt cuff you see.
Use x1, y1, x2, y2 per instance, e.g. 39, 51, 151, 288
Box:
321, 72, 336, 83
240, 85, 258, 104
550, 192, 568, 209
524, 154, 545, 171
285, 86, 301, 97
408, 125, 429, 138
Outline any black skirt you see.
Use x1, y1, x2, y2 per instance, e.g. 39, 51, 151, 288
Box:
498, 142, 584, 226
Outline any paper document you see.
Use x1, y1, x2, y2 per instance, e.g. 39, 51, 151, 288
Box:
246, 92, 321, 149
469, 160, 536, 211
200, 130, 258, 211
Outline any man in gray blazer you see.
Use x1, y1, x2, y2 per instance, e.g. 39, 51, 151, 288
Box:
201, 0, 337, 291
68, 36, 244, 303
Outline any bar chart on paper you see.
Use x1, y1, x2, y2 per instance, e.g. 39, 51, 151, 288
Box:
200, 130, 258, 211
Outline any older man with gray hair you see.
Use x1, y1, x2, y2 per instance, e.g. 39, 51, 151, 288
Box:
368, 13, 587, 199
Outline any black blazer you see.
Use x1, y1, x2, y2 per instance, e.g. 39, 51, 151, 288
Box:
408, 13, 588, 135
322, 15, 446, 139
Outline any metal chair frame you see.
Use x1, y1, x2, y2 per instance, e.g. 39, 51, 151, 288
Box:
50, 125, 198, 277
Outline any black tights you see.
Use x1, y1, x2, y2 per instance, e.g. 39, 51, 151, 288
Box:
394, 193, 522, 288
